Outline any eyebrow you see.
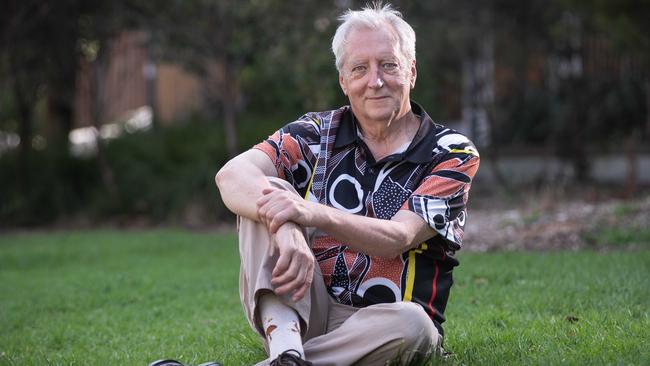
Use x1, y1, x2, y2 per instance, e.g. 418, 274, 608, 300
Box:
347, 54, 400, 65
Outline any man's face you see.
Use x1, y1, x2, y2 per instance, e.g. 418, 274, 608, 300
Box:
338, 26, 416, 124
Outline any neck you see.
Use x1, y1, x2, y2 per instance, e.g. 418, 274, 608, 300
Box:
357, 109, 417, 142
356, 109, 420, 161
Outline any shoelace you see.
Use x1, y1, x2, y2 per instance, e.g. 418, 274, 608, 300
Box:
269, 349, 312, 366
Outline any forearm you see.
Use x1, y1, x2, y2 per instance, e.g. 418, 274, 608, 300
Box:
310, 203, 414, 259
256, 184, 435, 258
215, 150, 275, 220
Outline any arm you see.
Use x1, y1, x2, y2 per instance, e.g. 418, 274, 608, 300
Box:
256, 188, 436, 259
257, 148, 480, 258
215, 149, 314, 301
311, 204, 436, 258
215, 148, 278, 221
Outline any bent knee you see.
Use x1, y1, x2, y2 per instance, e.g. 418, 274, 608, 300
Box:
390, 302, 438, 349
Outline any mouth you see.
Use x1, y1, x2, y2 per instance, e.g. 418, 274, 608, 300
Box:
366, 96, 389, 101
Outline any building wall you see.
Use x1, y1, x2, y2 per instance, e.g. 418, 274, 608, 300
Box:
74, 31, 203, 128
155, 64, 203, 125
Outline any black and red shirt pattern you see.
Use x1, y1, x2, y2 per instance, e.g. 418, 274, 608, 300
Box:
254, 102, 480, 335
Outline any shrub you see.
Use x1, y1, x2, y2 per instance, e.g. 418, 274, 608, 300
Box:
0, 118, 234, 227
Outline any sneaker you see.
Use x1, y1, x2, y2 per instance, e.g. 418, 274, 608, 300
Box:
148, 360, 185, 366
197, 363, 223, 366
269, 349, 313, 366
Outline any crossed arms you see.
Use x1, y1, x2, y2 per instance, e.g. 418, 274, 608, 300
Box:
215, 148, 436, 301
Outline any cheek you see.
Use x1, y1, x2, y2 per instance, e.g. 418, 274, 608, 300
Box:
392, 70, 412, 88
393, 78, 411, 93
348, 82, 366, 96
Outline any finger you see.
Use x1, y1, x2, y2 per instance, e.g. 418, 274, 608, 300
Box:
258, 198, 285, 227
274, 254, 311, 295
257, 205, 270, 228
276, 268, 310, 297
261, 187, 273, 194
271, 255, 300, 288
268, 234, 277, 257
272, 247, 292, 278
256, 193, 272, 208
257, 189, 282, 213
261, 187, 279, 195
292, 276, 312, 302
275, 276, 303, 296
266, 201, 299, 233
257, 202, 266, 219
259, 204, 284, 232
269, 210, 291, 234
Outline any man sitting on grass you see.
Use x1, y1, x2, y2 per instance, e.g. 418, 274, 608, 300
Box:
191, 3, 479, 366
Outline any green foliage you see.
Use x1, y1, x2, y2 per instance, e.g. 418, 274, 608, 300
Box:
2, 0, 650, 225
0, 118, 233, 227
580, 200, 650, 247
1, 231, 649, 365
0, 148, 98, 226
100, 119, 230, 222
585, 227, 650, 247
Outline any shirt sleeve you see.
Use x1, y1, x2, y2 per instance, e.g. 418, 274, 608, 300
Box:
253, 114, 321, 196
401, 135, 480, 251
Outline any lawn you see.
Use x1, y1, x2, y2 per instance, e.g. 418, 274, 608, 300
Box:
0, 230, 648, 365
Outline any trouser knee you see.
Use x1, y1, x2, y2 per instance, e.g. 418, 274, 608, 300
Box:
387, 302, 438, 354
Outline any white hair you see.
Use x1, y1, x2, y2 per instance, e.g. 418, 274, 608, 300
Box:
331, 2, 416, 72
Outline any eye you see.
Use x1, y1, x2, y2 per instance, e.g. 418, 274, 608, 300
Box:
351, 65, 367, 73
382, 62, 398, 71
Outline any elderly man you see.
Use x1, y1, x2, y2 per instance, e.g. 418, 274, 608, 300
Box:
216, 3, 479, 365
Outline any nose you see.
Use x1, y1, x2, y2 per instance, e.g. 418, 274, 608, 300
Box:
367, 66, 384, 89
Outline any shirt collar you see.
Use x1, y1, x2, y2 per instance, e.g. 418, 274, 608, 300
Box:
334, 101, 437, 164
333, 106, 357, 148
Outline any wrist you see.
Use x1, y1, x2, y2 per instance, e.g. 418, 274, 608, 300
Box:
311, 203, 336, 229
277, 221, 301, 233
303, 201, 321, 226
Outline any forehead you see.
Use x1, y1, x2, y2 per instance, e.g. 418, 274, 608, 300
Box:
344, 26, 401, 63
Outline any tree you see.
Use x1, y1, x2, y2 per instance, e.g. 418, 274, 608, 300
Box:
144, 0, 341, 157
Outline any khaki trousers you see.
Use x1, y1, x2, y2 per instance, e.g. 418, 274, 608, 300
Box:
238, 177, 439, 366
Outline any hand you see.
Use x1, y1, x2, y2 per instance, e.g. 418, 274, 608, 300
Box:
270, 223, 315, 302
256, 187, 314, 233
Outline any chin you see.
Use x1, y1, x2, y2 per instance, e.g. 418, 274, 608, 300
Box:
371, 109, 400, 121
363, 106, 396, 120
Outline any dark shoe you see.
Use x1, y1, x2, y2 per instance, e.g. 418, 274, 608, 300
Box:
148, 360, 185, 366
270, 349, 312, 366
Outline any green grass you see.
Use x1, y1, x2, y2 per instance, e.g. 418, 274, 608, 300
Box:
588, 227, 650, 246
0, 230, 265, 366
0, 231, 648, 365
444, 252, 650, 365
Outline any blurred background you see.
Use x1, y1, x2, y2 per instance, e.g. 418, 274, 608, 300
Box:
1, 0, 648, 237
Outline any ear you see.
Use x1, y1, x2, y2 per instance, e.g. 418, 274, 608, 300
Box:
409, 59, 417, 89
339, 73, 348, 96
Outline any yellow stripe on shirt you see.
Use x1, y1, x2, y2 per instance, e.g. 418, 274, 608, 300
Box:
403, 243, 428, 302
449, 148, 479, 156
304, 161, 317, 200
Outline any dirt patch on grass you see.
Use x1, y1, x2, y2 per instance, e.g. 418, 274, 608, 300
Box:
464, 194, 650, 251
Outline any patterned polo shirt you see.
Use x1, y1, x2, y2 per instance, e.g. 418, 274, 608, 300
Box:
254, 102, 480, 335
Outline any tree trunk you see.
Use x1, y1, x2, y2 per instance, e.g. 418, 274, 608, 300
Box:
461, 8, 510, 194
222, 66, 239, 158
646, 81, 650, 136
14, 83, 33, 195
46, 32, 79, 150
46, 92, 75, 150
91, 50, 120, 204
